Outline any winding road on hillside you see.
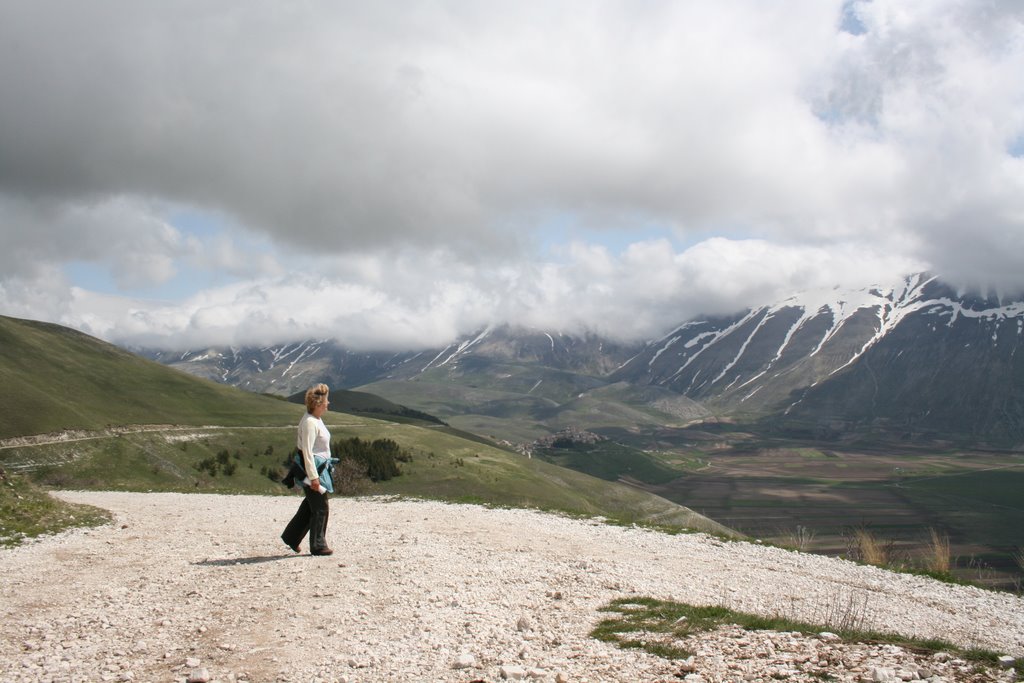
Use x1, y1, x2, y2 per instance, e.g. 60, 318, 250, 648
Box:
1, 492, 1022, 682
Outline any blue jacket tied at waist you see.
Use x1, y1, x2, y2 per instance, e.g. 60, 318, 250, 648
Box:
293, 451, 339, 493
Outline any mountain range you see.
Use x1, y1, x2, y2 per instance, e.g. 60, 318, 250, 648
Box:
141, 273, 1024, 446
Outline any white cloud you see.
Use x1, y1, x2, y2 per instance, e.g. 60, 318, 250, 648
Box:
36, 238, 919, 351
0, 0, 1021, 347
0, 195, 185, 287
494, 237, 924, 341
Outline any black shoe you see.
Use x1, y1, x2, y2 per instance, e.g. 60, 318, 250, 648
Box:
311, 547, 334, 556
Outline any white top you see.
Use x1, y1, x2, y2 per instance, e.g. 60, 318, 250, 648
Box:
296, 412, 331, 479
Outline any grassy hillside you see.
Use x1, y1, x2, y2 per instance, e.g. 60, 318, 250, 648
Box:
0, 467, 112, 547
0, 315, 302, 439
0, 315, 735, 541
329, 419, 734, 533
1, 415, 737, 537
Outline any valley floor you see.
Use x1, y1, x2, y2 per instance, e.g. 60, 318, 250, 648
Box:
1, 492, 1022, 682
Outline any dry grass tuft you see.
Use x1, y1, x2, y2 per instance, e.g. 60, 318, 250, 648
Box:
849, 526, 891, 567
786, 524, 816, 552
818, 589, 871, 633
924, 528, 952, 574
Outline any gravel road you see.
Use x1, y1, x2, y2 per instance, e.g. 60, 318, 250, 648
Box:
1, 491, 1022, 682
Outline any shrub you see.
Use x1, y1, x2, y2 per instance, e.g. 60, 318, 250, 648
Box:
333, 458, 370, 495
330, 437, 410, 482
194, 457, 219, 476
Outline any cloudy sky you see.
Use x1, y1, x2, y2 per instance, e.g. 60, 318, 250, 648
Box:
1, 0, 1022, 351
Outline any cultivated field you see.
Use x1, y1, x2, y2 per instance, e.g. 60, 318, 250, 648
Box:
635, 442, 1024, 589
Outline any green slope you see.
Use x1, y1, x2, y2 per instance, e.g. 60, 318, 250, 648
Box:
322, 419, 735, 534
1, 416, 736, 537
0, 467, 112, 547
0, 315, 736, 541
0, 315, 302, 439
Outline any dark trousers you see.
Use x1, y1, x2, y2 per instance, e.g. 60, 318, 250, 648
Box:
281, 486, 330, 552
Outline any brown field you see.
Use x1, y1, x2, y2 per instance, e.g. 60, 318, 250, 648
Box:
629, 442, 1024, 590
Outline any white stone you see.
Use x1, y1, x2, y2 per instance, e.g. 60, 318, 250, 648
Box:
501, 664, 529, 680
870, 666, 895, 682
187, 668, 211, 683
453, 654, 475, 669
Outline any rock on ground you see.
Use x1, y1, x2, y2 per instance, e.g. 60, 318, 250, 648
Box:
0, 492, 1021, 682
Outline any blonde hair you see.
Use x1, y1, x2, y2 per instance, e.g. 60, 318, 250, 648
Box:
304, 383, 330, 413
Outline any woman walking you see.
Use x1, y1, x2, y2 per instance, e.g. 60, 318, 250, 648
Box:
281, 383, 335, 556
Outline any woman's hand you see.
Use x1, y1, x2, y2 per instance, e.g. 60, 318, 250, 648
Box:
310, 477, 321, 492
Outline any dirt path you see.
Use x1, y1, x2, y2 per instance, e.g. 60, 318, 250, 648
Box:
1, 492, 1021, 682
0, 423, 370, 452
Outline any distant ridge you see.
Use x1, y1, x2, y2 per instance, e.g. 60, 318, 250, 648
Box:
615, 273, 1024, 443
139, 273, 1024, 444
284, 388, 446, 426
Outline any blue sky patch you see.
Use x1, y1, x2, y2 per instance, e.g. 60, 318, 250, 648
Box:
1009, 134, 1024, 159
840, 0, 867, 36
